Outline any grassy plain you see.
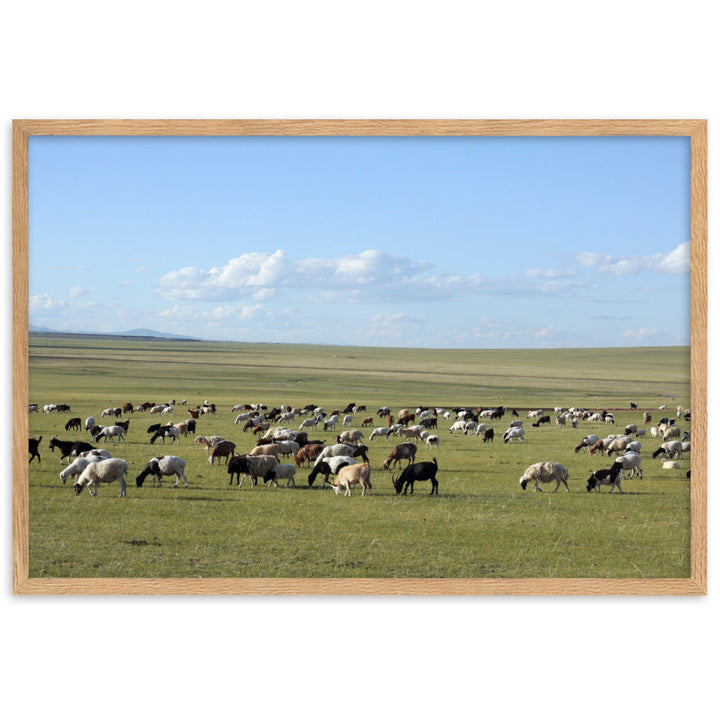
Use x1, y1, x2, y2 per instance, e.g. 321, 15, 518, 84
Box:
27, 336, 692, 579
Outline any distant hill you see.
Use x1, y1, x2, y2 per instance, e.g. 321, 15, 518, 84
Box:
29, 325, 201, 341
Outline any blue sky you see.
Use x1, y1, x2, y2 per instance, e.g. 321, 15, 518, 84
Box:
28, 135, 690, 348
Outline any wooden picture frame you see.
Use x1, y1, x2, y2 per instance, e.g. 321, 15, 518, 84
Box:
13, 119, 707, 595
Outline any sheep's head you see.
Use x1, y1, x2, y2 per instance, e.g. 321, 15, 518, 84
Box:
73, 481, 84, 495
586, 475, 598, 492
519, 477, 530, 490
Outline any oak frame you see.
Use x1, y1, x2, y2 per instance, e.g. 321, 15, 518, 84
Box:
12, 119, 708, 595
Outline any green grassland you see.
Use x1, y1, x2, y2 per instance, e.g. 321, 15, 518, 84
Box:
27, 336, 691, 579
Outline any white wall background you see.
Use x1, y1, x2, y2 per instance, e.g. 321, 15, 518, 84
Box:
2, 2, 716, 718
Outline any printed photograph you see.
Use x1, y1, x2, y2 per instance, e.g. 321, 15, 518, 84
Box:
26, 133, 691, 579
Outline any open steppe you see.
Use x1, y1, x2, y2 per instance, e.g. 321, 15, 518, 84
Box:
27, 336, 691, 579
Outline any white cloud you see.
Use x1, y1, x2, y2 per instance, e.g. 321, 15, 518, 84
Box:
30, 293, 66, 312
576, 242, 689, 276
525, 268, 577, 279
69, 286, 88, 298
157, 248, 584, 305
621, 328, 658, 341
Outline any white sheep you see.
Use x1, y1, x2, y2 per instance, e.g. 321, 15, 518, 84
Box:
425, 434, 440, 449
473, 423, 488, 437
502, 427, 525, 443
329, 462, 372, 496
369, 427, 391, 441
74, 458, 129, 497
299, 417, 319, 431
136, 456, 188, 488
275, 440, 300, 458
519, 462, 569, 492
449, 420, 467, 434
263, 463, 298, 488
95, 425, 127, 444
315, 443, 359, 465
613, 451, 643, 478
662, 460, 681, 470
78, 448, 113, 460
85, 416, 96, 431
337, 429, 364, 445
663, 426, 681, 441
59, 455, 103, 484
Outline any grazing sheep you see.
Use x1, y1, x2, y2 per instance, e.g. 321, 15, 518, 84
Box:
574, 434, 600, 453
605, 436, 633, 456
586, 465, 623, 493
449, 420, 467, 434
150, 426, 180, 445
650, 426, 659, 438
194, 435, 224, 452
29, 436, 42, 463
519, 462, 569, 492
323, 415, 339, 432
473, 423, 488, 436
337, 429, 364, 445
294, 443, 326, 467
263, 463, 298, 488
398, 426, 423, 442
624, 424, 638, 436
383, 442, 418, 470
209, 440, 236, 465
663, 426, 681, 441
59, 454, 104, 484
95, 425, 127, 444
392, 458, 438, 495
74, 458, 129, 497
531, 415, 551, 428
136, 455, 188, 488
299, 417, 319, 431
483, 428, 495, 443
369, 427, 392, 442
425, 434, 440, 449
612, 451, 643, 478
85, 417, 96, 431
502, 427, 525, 444
65, 417, 82, 431
662, 460, 681, 470
307, 456, 357, 487
227, 454, 279, 487
329, 463, 372, 496
274, 440, 300, 458
652, 441, 683, 460
249, 443, 280, 459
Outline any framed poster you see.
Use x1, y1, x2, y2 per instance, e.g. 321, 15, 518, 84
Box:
13, 119, 707, 594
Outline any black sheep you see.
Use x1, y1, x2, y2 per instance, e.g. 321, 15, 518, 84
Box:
392, 458, 439, 496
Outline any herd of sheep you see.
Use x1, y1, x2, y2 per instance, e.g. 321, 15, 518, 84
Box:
28, 400, 691, 498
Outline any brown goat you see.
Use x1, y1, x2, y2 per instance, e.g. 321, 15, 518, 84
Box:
383, 442, 417, 470
208, 440, 236, 465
